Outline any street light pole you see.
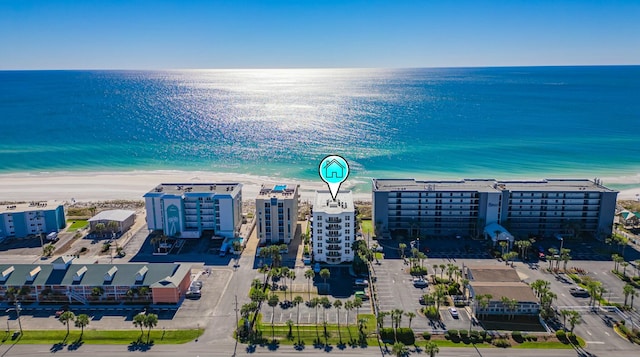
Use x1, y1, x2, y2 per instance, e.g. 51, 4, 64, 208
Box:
6, 301, 23, 335
468, 298, 474, 335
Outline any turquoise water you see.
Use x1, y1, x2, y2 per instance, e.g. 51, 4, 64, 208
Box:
1, 67, 639, 192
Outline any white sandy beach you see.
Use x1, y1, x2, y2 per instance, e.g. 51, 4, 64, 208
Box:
0, 171, 373, 203
0, 171, 639, 204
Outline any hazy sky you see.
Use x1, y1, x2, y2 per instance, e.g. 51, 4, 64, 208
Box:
1, 0, 639, 69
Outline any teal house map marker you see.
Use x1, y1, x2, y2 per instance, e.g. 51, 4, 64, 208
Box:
319, 155, 350, 201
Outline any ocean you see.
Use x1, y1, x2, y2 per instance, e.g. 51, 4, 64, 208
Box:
1, 67, 639, 193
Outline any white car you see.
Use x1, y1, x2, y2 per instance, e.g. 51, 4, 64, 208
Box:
355, 279, 369, 287
449, 307, 459, 318
413, 277, 428, 288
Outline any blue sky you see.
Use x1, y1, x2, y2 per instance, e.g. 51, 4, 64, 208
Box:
1, 0, 639, 69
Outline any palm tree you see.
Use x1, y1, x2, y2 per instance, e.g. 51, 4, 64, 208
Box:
59, 311, 76, 336
623, 284, 634, 307
319, 268, 330, 286
107, 220, 119, 236
319, 297, 331, 323
293, 295, 304, 325
398, 243, 407, 260
133, 313, 146, 338
334, 300, 343, 341
144, 313, 158, 344
357, 317, 368, 335
258, 264, 269, 286
268, 293, 280, 339
438, 264, 446, 279
287, 269, 297, 302
344, 300, 353, 330
94, 222, 106, 237
477, 294, 492, 319
304, 269, 315, 300
446, 264, 457, 281
74, 314, 90, 337
405, 311, 416, 329
507, 298, 518, 320
560, 248, 571, 271
560, 309, 571, 331
434, 285, 447, 310
391, 309, 403, 342
499, 240, 508, 257
461, 278, 470, 297
377, 310, 389, 331
286, 319, 294, 338
309, 297, 320, 324
630, 289, 638, 309
424, 341, 440, 357
568, 311, 581, 333
281, 267, 290, 300
621, 262, 629, 277
353, 297, 363, 321
392, 342, 408, 357
612, 254, 621, 272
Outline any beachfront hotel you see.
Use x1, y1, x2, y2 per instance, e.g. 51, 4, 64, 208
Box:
372, 178, 617, 241
255, 184, 299, 244
0, 201, 66, 239
144, 183, 242, 239
311, 190, 356, 264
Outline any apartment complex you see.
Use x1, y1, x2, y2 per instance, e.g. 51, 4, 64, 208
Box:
0, 201, 66, 239
311, 190, 356, 264
0, 257, 191, 305
144, 183, 242, 238
255, 184, 299, 244
372, 178, 617, 240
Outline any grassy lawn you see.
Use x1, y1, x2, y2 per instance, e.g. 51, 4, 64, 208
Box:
254, 314, 377, 346
66, 219, 88, 232
360, 220, 374, 236
9, 329, 203, 345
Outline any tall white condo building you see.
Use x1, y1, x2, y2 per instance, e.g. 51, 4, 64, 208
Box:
311, 190, 355, 264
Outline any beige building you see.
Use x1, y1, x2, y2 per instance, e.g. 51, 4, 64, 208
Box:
256, 184, 299, 244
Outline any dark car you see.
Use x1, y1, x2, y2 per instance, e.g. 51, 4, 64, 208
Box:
570, 287, 589, 297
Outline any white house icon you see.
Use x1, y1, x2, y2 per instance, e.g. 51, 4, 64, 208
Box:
323, 159, 345, 179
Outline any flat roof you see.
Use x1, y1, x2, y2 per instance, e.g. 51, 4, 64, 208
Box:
88, 209, 136, 222
145, 183, 242, 196
314, 190, 354, 213
470, 282, 538, 302
372, 178, 616, 193
0, 201, 63, 214
256, 183, 299, 199
372, 179, 501, 193
468, 266, 521, 282
497, 179, 617, 193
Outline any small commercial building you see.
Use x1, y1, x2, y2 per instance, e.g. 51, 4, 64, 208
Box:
0, 258, 191, 305
0, 201, 66, 239
255, 184, 299, 244
467, 265, 540, 317
144, 183, 243, 239
311, 190, 356, 264
88, 209, 136, 236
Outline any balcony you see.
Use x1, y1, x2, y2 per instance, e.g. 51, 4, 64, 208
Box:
326, 231, 341, 237
326, 238, 342, 244
327, 252, 342, 257
325, 224, 342, 230
325, 218, 342, 223
326, 245, 342, 251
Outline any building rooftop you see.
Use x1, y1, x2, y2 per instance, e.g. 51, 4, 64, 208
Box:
257, 184, 299, 199
0, 262, 190, 287
314, 190, 354, 213
372, 179, 501, 193
470, 282, 538, 302
88, 209, 136, 222
0, 201, 63, 214
467, 265, 521, 282
497, 179, 617, 193
144, 183, 242, 197
372, 178, 616, 193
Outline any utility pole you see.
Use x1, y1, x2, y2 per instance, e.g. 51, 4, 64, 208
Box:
234, 295, 239, 331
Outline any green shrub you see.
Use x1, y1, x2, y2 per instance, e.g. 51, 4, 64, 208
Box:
422, 331, 431, 340
380, 328, 415, 345
459, 329, 468, 338
423, 306, 439, 319
511, 330, 523, 343
493, 339, 511, 348
447, 329, 458, 337
556, 330, 567, 342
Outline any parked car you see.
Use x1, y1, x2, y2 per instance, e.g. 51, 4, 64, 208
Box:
569, 287, 589, 297
191, 280, 203, 289
186, 290, 201, 299
355, 290, 370, 301
355, 279, 369, 287
413, 278, 428, 288
449, 307, 459, 318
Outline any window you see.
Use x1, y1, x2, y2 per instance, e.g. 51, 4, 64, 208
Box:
345, 229, 350, 234
317, 229, 322, 234
345, 242, 350, 248
345, 249, 350, 254
317, 250, 323, 254
317, 215, 321, 220
317, 222, 322, 227
345, 222, 350, 227
345, 216, 350, 221
317, 242, 322, 247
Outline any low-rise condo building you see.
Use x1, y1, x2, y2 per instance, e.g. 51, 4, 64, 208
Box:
256, 184, 299, 244
311, 190, 355, 264
0, 201, 66, 239
88, 209, 136, 238
372, 178, 617, 240
0, 257, 191, 305
144, 183, 242, 238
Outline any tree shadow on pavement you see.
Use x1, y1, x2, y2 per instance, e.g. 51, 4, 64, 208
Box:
127, 340, 154, 352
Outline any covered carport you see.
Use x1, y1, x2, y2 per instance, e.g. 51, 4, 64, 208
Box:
484, 222, 514, 248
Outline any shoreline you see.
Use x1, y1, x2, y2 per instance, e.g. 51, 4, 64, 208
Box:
0, 170, 639, 204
